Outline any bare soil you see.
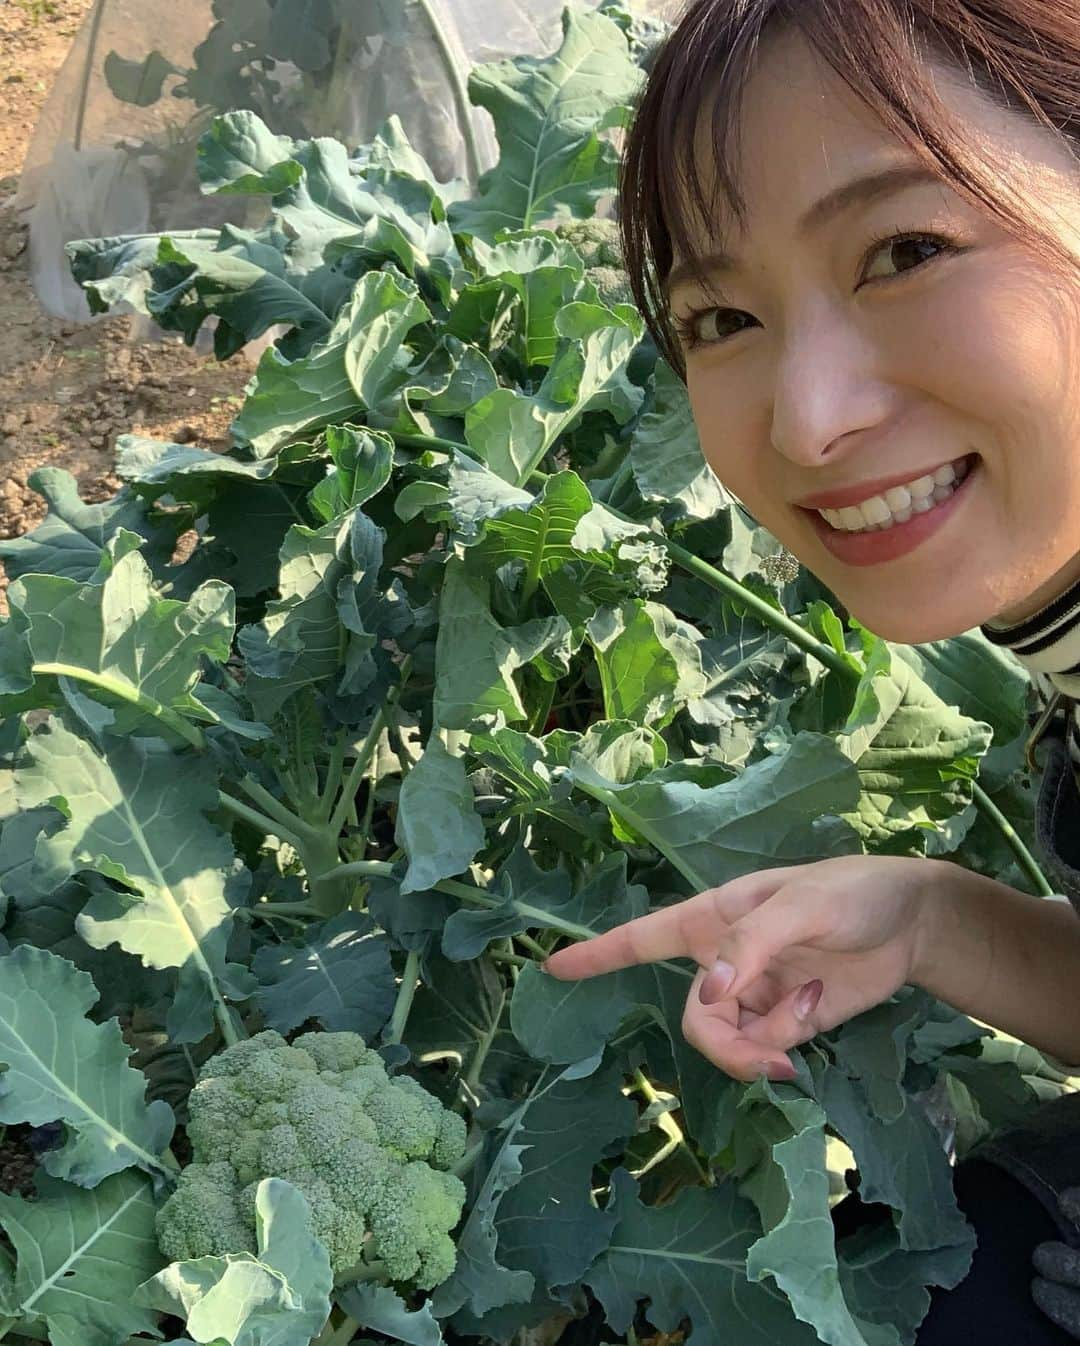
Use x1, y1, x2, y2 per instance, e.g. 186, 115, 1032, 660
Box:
0, 0, 252, 614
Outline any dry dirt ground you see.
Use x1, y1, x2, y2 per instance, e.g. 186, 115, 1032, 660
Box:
0, 0, 252, 613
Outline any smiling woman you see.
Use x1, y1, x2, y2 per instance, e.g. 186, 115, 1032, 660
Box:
541, 3, 1080, 1343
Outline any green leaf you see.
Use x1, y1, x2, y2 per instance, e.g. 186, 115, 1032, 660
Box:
407, 951, 507, 1095
395, 733, 486, 895
432, 1055, 636, 1321
630, 361, 729, 520
238, 506, 403, 721
0, 468, 156, 586
570, 732, 863, 890
433, 560, 569, 730
733, 1077, 882, 1346
70, 226, 346, 359
0, 946, 174, 1187
252, 912, 396, 1036
587, 599, 706, 728
15, 720, 245, 1044
339, 1283, 444, 1346
464, 303, 644, 487
0, 531, 236, 744
586, 1168, 822, 1346
136, 1178, 333, 1346
834, 649, 994, 849
306, 425, 395, 524
448, 9, 642, 239
0, 1169, 163, 1346
233, 271, 431, 458
199, 112, 460, 294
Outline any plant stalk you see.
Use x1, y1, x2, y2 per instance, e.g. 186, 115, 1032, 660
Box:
385, 949, 421, 1044
32, 663, 206, 750
328, 655, 413, 838
630, 1068, 712, 1187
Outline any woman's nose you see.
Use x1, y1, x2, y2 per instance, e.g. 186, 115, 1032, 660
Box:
769, 302, 893, 469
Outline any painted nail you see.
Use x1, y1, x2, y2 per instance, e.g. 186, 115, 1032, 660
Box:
758, 1060, 797, 1081
699, 959, 736, 1005
794, 979, 824, 1021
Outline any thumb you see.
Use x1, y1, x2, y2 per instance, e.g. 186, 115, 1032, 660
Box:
698, 884, 827, 1004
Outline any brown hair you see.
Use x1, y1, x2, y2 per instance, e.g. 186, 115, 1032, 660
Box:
619, 0, 1080, 377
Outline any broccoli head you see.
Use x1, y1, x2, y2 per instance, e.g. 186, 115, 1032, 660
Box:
554, 218, 636, 310
156, 1030, 468, 1291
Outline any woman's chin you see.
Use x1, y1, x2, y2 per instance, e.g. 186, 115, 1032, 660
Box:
835, 601, 975, 647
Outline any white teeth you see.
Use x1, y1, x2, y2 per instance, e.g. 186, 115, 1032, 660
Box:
859, 496, 892, 525
816, 456, 972, 535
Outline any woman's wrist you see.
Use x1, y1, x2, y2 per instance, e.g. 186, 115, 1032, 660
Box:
910, 858, 1080, 1064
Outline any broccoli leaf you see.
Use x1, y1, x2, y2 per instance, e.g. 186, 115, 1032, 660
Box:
0, 468, 159, 586
586, 1168, 823, 1346
339, 1282, 445, 1346
0, 530, 237, 744
448, 9, 642, 239
15, 720, 247, 1044
137, 1178, 333, 1346
432, 1054, 636, 1322
0, 946, 174, 1187
0, 1169, 163, 1346
252, 911, 396, 1036
630, 361, 730, 521
395, 733, 486, 895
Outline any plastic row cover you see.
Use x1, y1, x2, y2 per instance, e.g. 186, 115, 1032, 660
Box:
16, 0, 680, 321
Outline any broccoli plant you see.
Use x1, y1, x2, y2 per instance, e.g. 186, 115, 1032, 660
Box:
0, 9, 1067, 1346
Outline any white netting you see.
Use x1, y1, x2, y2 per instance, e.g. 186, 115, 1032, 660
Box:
16, 0, 679, 322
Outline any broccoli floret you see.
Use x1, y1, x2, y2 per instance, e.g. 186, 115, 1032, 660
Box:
553, 218, 637, 313
157, 1030, 468, 1291
555, 216, 624, 270
587, 265, 635, 310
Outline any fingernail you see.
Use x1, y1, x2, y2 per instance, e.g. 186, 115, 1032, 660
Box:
699, 959, 736, 1005
758, 1059, 797, 1081
794, 979, 823, 1021
540, 961, 552, 975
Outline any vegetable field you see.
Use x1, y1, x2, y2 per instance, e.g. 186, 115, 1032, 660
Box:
0, 6, 1070, 1345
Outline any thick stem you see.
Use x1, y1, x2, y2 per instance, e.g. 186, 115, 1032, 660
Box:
239, 775, 317, 843
385, 949, 421, 1045
218, 790, 308, 853
32, 663, 206, 750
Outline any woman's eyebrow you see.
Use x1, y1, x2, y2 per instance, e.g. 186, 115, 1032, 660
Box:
665, 162, 944, 297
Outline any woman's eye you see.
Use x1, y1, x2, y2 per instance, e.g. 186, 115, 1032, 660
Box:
674, 307, 757, 349
860, 232, 955, 284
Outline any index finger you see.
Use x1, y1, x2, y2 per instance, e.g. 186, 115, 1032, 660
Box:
541, 868, 789, 980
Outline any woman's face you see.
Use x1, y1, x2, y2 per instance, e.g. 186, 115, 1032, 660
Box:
670, 27, 1080, 643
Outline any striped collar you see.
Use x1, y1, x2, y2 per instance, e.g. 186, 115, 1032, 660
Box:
981, 572, 1080, 699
